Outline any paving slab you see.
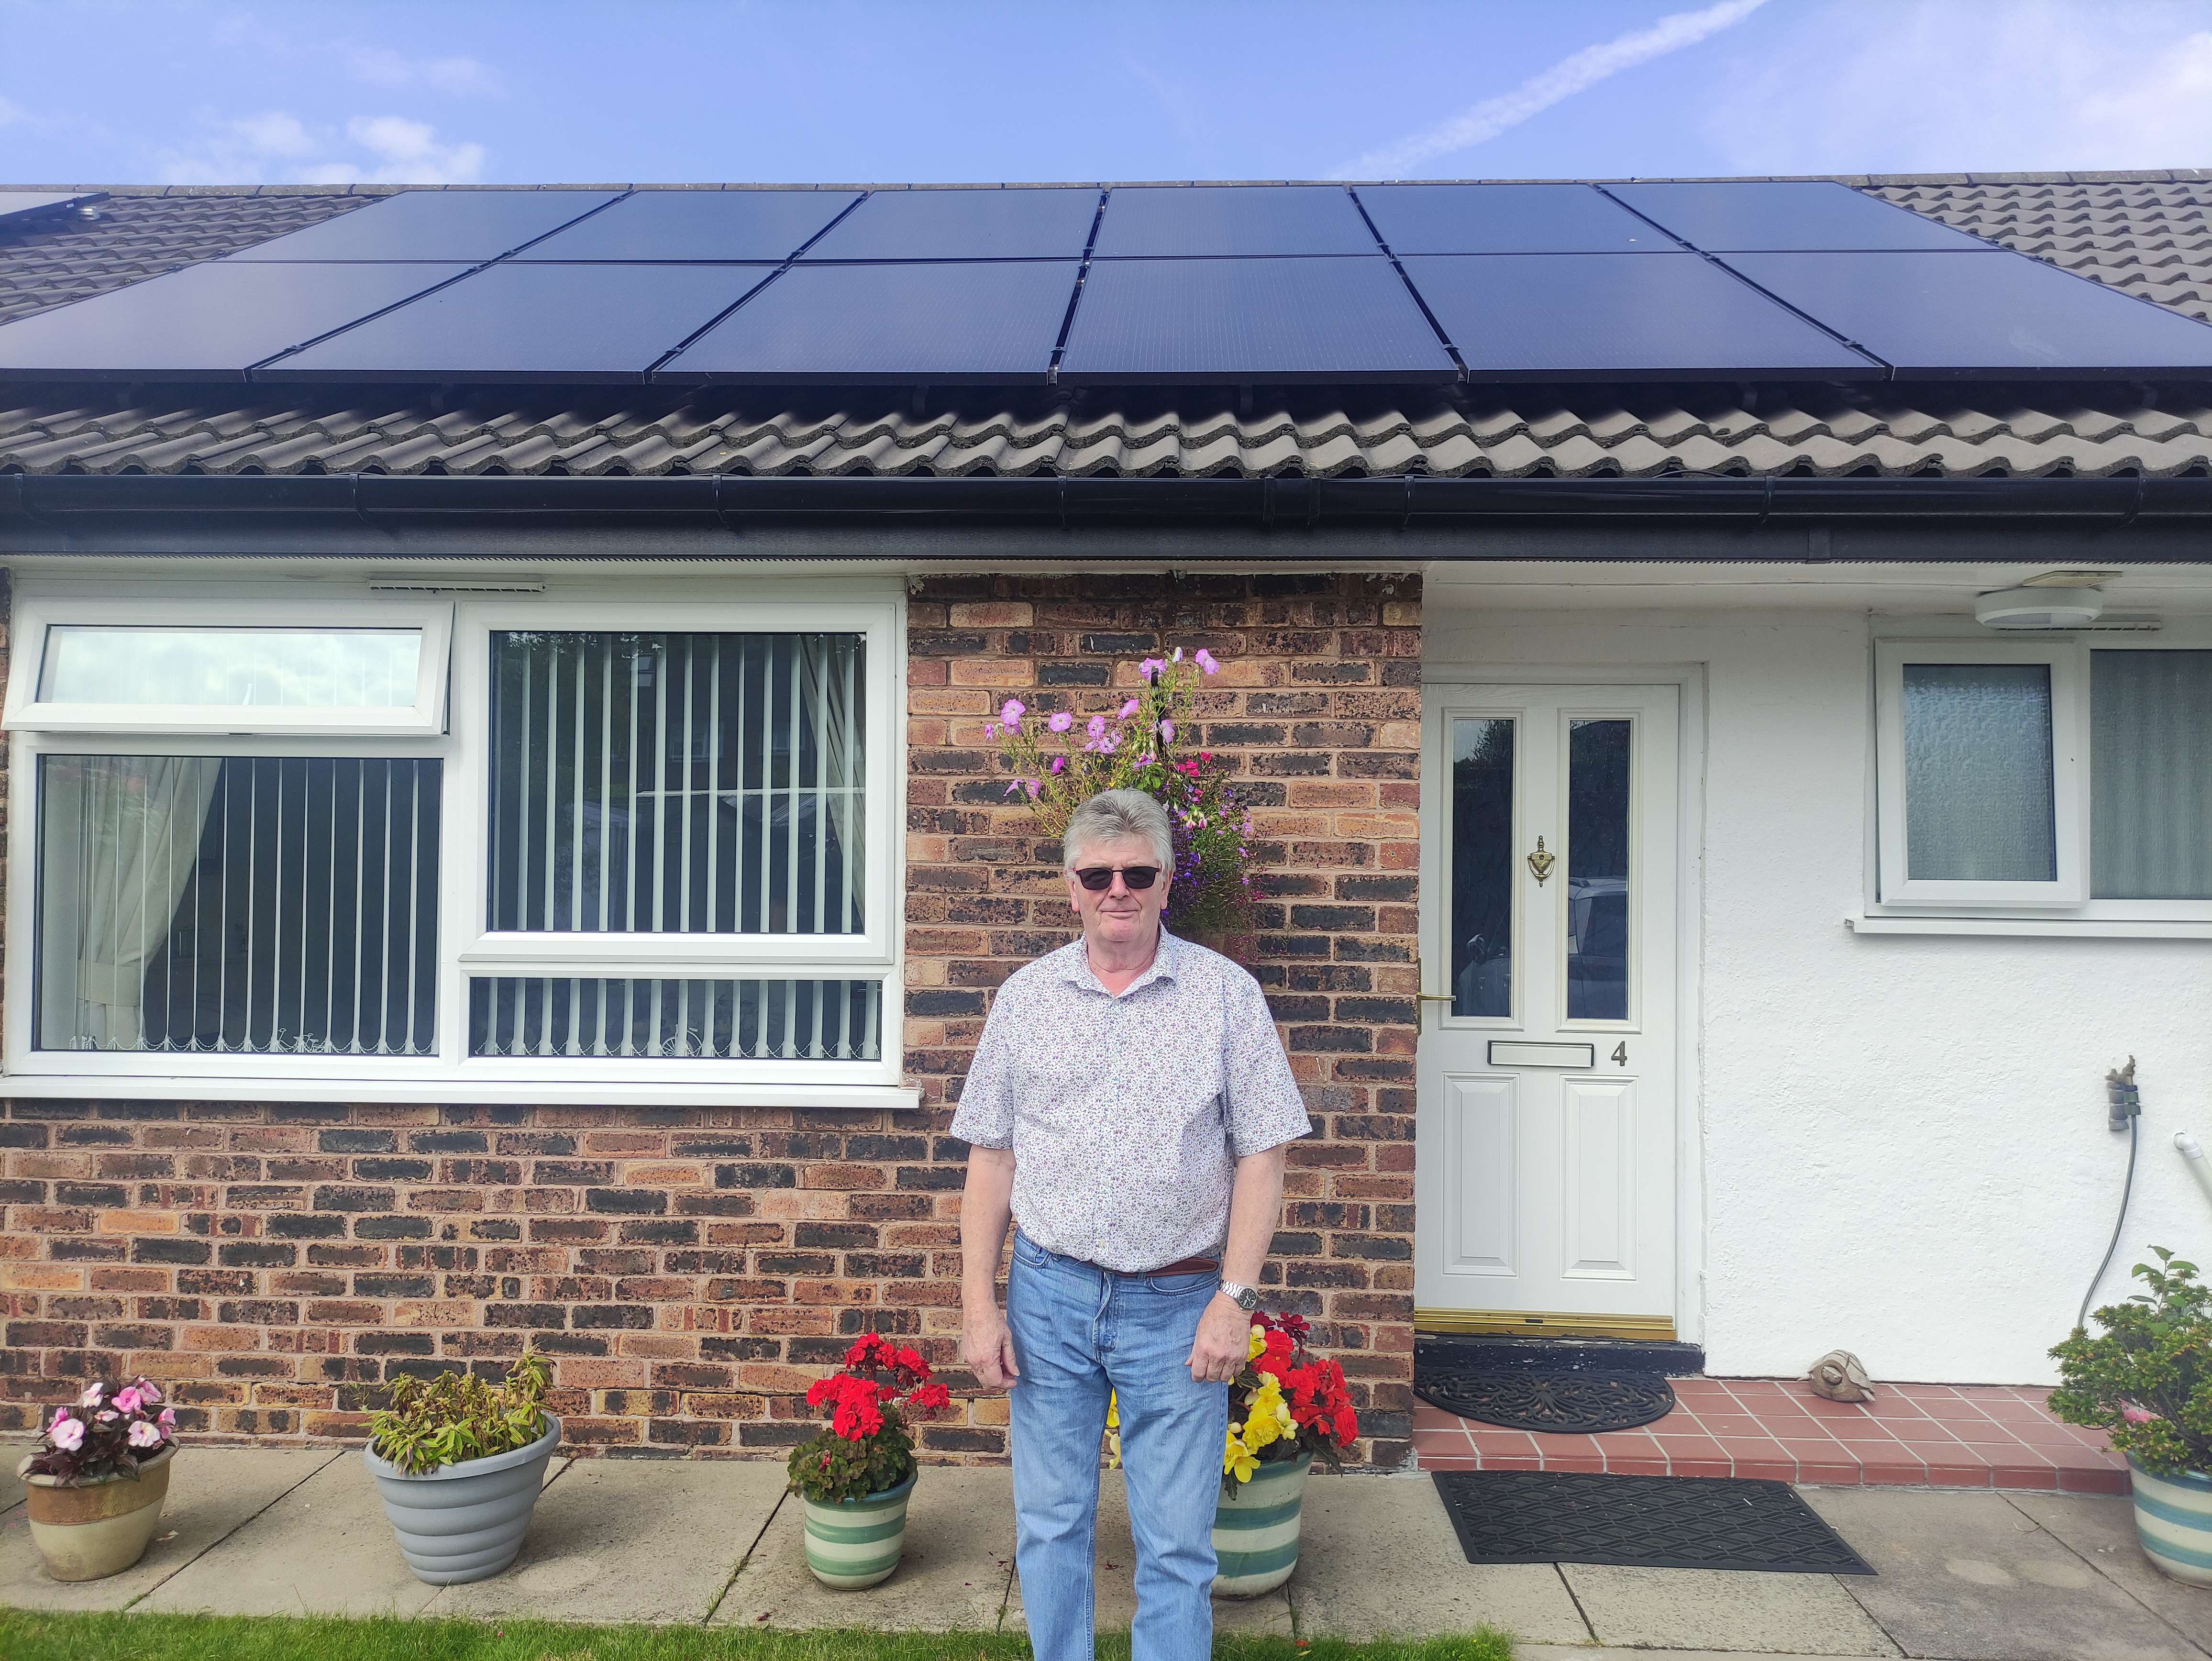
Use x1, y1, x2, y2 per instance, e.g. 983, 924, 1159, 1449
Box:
1523, 1650, 1887, 1661
717, 1465, 1017, 1631
432, 1457, 788, 1625
1287, 1472, 1590, 1644
2005, 1489, 2212, 1651
1804, 1486, 2201, 1661
1560, 1563, 1902, 1656
0, 1447, 337, 1613
141, 1449, 566, 1617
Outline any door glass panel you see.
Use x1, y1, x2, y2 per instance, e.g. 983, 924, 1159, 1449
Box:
1900, 663, 2057, 882
1450, 717, 1514, 1017
1566, 719, 1631, 1021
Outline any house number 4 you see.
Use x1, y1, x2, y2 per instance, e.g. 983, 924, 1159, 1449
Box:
1611, 1042, 1628, 1067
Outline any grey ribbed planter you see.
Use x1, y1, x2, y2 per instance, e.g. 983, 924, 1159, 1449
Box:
362, 1415, 562, 1585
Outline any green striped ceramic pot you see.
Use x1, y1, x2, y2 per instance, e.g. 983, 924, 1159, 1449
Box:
1211, 1451, 1311, 1598
2129, 1456, 2212, 1585
802, 1470, 916, 1590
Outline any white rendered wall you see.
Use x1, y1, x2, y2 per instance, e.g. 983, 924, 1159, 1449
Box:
1423, 598, 2212, 1385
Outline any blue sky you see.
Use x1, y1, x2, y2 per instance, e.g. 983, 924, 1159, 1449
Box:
3, 0, 2211, 186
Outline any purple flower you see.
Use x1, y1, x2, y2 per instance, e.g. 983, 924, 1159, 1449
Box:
128, 1420, 162, 1449
1119, 698, 1139, 718
49, 1416, 83, 1453
1005, 780, 1024, 796
135, 1380, 162, 1405
1050, 757, 1065, 774
1196, 648, 1219, 674
985, 722, 1000, 738
1025, 780, 1041, 799
1138, 657, 1166, 679
1160, 720, 1175, 742
1087, 714, 1107, 739
1001, 698, 1026, 725
157, 1407, 176, 1428
1048, 710, 1073, 732
1172, 647, 1184, 663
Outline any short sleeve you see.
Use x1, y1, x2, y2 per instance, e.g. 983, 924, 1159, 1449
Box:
948, 978, 1022, 1150
1220, 972, 1311, 1156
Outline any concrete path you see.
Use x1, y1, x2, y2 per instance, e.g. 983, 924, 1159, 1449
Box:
2, 1448, 2211, 1657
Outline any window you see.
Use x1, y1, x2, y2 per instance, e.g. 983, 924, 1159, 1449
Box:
1873, 636, 2212, 925
5, 593, 902, 1098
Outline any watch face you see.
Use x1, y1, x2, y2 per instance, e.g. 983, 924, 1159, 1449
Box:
1235, 1286, 1260, 1311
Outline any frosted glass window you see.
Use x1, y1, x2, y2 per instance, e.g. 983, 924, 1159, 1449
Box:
2092, 650, 2212, 899
38, 627, 422, 709
1902, 663, 2057, 883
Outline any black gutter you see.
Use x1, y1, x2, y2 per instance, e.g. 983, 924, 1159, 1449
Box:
6, 470, 2212, 526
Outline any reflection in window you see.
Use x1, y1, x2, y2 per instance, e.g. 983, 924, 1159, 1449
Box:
36, 755, 440, 1054
1566, 719, 1630, 1022
38, 627, 422, 709
488, 631, 864, 935
1901, 664, 2056, 883
1450, 717, 1514, 1017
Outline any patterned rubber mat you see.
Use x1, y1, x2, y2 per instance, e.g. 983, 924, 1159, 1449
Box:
1433, 1469, 1876, 1573
1414, 1366, 1676, 1433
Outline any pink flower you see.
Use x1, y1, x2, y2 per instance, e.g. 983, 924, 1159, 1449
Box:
1087, 714, 1106, 739
1025, 780, 1040, 799
49, 1416, 83, 1453
2124, 1404, 2159, 1424
1001, 698, 1025, 725
1160, 720, 1175, 742
135, 1380, 161, 1405
128, 1420, 162, 1448
1119, 698, 1139, 718
157, 1408, 176, 1428
1196, 649, 1219, 674
1005, 780, 1025, 796
1049, 757, 1065, 774
1048, 711, 1073, 732
80, 1383, 103, 1408
1138, 657, 1166, 679
114, 1387, 143, 1414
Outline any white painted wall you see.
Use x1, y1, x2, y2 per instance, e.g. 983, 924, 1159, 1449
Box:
1423, 594, 2212, 1385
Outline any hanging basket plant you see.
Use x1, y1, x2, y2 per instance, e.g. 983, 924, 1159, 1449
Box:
991, 648, 1262, 950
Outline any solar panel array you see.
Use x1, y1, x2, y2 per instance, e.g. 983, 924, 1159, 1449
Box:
5, 181, 2212, 385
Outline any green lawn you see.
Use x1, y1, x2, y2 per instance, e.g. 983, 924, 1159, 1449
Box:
0, 1614, 1515, 1661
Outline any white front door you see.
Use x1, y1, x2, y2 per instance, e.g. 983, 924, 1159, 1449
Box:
1415, 684, 1681, 1338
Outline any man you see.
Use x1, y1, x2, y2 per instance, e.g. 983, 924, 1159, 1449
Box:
954, 787, 1309, 1661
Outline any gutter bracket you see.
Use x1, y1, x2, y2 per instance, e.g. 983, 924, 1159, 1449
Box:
2120, 471, 2149, 530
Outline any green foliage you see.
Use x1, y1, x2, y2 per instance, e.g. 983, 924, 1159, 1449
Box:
2049, 1246, 2212, 1476
367, 1353, 551, 1476
785, 1412, 918, 1506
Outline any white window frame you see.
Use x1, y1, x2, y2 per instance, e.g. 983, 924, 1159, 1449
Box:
1863, 625, 2212, 934
3, 597, 453, 737
2, 587, 909, 1104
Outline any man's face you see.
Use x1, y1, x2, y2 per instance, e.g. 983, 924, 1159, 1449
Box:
1064, 835, 1171, 948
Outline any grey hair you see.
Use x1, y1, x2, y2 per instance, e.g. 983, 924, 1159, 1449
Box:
1062, 788, 1173, 873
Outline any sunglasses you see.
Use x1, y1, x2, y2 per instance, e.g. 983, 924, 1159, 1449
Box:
1073, 865, 1161, 891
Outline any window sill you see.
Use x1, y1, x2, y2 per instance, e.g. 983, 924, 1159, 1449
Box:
0, 1073, 924, 1109
1847, 914, 2212, 940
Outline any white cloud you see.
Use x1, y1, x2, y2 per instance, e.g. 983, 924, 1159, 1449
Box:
152, 110, 488, 185
1331, 0, 1770, 178
347, 46, 505, 98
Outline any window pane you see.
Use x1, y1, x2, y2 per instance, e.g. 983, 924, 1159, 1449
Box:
1567, 718, 1631, 1021
1450, 717, 1513, 1017
38, 627, 422, 708
1902, 664, 2057, 882
2093, 650, 2212, 899
36, 756, 440, 1054
488, 632, 865, 935
469, 977, 882, 1061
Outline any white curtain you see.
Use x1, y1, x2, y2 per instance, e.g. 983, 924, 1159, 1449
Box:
40, 757, 221, 1050
800, 633, 864, 928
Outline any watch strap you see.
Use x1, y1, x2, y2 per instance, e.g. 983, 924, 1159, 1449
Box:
1219, 1280, 1260, 1311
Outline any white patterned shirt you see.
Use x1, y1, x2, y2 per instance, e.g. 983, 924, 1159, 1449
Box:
950, 929, 1310, 1273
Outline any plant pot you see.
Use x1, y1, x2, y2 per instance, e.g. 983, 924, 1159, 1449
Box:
802, 1469, 916, 1590
1211, 1450, 1310, 1598
19, 1443, 175, 1583
361, 1415, 562, 1586
2128, 1455, 2212, 1586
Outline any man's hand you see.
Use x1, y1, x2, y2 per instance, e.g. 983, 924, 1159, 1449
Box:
1187, 1292, 1250, 1384
963, 1307, 1021, 1390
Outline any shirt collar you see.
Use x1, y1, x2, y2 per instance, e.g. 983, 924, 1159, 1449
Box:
1057, 927, 1185, 999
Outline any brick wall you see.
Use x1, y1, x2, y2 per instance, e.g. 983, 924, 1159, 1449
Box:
0, 567, 1422, 1468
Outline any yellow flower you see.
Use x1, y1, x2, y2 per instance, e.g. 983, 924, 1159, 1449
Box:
1224, 1434, 1258, 1482
1248, 1325, 1267, 1361
1105, 1391, 1121, 1469
1242, 1409, 1281, 1451
1106, 1391, 1119, 1429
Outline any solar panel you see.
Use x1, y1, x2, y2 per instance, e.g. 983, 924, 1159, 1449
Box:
1604, 181, 1988, 252
1400, 253, 1877, 380
0, 261, 470, 380
261, 264, 775, 382
1091, 185, 1375, 257
1721, 250, 2212, 376
225, 189, 624, 262
659, 261, 1077, 383
514, 189, 862, 262
800, 188, 1099, 261
1059, 257, 1453, 383
0, 191, 99, 228
1356, 183, 1661, 254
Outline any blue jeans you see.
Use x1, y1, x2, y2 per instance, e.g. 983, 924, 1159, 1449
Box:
1007, 1230, 1228, 1661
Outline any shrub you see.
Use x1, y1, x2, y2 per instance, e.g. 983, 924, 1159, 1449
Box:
368, 1352, 551, 1475
22, 1378, 175, 1486
2050, 1247, 2212, 1476
786, 1332, 952, 1504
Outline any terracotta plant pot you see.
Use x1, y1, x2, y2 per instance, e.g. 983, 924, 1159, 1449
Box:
1211, 1451, 1310, 1597
802, 1469, 916, 1589
362, 1415, 562, 1585
21, 1443, 175, 1582
2129, 1455, 2212, 1585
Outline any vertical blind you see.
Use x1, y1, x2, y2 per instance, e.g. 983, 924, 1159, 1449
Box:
488, 631, 865, 936
469, 976, 882, 1061
2092, 650, 2212, 899
37, 755, 440, 1054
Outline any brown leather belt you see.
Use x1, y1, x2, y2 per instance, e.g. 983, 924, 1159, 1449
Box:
1106, 1255, 1219, 1277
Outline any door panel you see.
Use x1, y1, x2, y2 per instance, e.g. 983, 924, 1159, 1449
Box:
1416, 683, 1681, 1336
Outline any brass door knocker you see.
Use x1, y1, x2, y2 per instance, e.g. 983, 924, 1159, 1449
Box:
1526, 836, 1556, 884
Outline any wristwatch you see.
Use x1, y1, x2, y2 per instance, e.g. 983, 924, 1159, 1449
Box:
1218, 1280, 1260, 1312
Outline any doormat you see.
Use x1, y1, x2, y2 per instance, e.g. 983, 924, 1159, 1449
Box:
1433, 1470, 1876, 1574
1415, 1366, 1676, 1433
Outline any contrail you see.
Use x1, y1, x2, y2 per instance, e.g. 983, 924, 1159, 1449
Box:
1329, 0, 1770, 179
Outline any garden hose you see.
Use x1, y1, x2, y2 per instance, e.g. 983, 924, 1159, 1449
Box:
2079, 1060, 2143, 1334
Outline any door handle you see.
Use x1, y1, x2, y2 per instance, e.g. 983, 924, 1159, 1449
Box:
1415, 955, 1456, 1003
